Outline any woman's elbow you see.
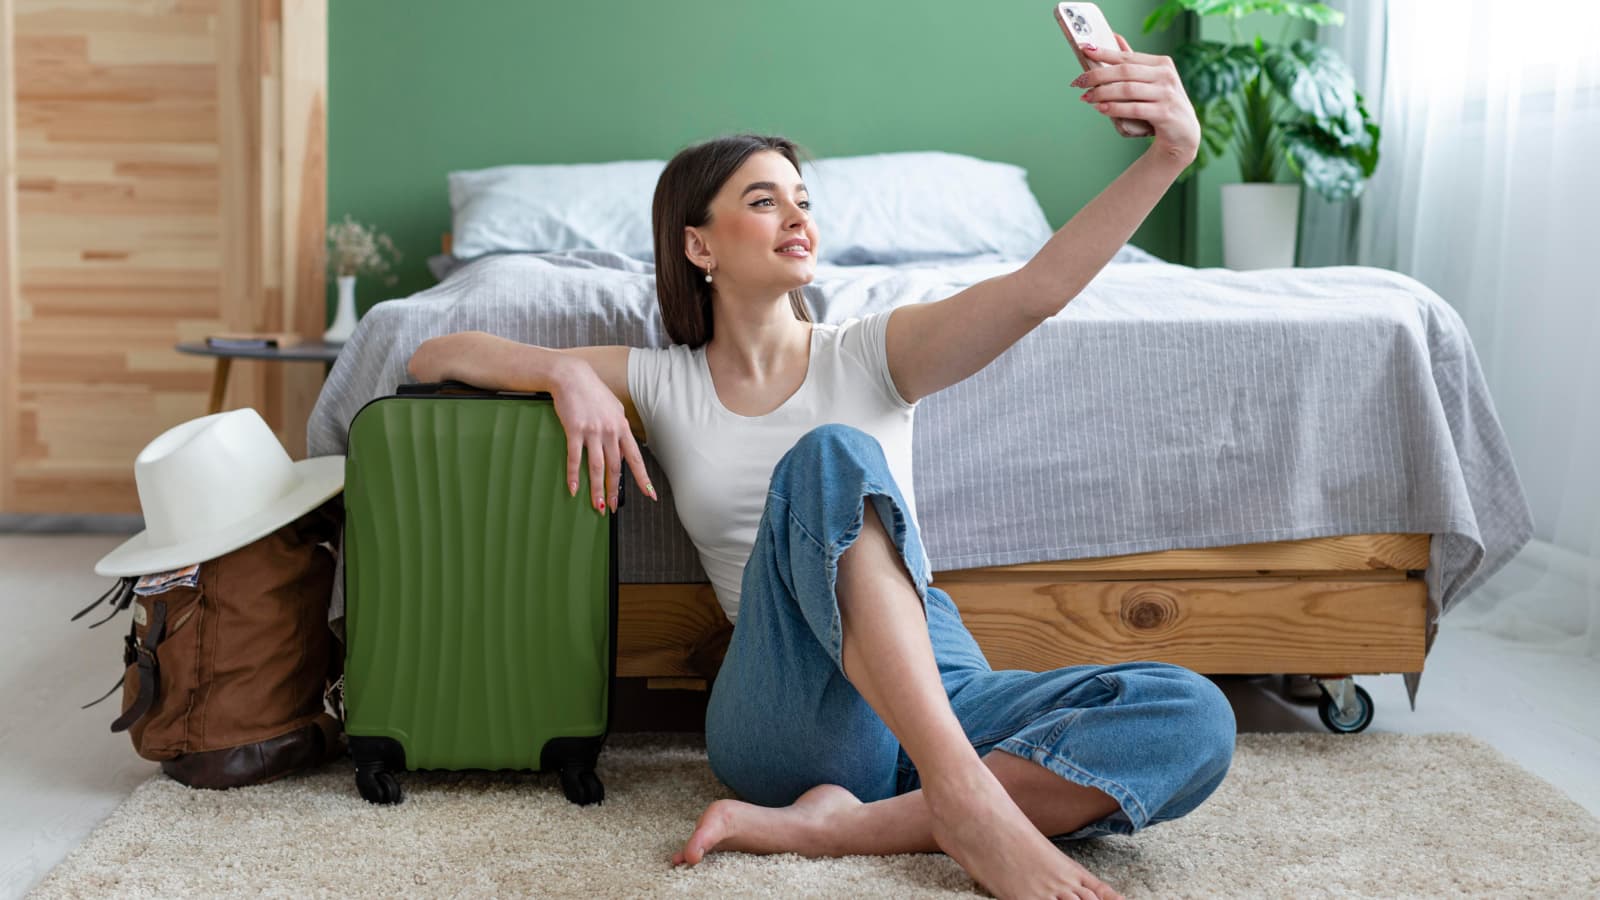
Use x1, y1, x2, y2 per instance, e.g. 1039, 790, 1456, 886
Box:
405, 338, 438, 382
408, 331, 477, 383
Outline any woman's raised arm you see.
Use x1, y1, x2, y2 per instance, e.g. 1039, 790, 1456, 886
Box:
1012, 32, 1201, 317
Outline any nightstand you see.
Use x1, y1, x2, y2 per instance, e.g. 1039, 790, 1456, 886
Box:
175, 340, 344, 414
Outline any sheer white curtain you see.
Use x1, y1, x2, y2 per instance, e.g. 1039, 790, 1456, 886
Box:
1313, 0, 1600, 656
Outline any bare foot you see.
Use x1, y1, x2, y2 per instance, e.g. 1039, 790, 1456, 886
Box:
926, 767, 1122, 900
672, 783, 862, 867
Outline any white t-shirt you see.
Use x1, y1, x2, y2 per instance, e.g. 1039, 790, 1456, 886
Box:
626, 310, 919, 625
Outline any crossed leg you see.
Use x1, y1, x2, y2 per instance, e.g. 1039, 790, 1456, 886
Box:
676, 499, 1123, 900
832, 497, 1122, 845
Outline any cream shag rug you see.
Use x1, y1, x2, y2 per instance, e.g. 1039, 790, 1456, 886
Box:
30, 732, 1600, 899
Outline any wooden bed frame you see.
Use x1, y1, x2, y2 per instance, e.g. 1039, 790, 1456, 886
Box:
432, 235, 1429, 719
620, 533, 1429, 691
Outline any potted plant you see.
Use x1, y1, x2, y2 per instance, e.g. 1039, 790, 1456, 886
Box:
324, 214, 402, 344
1143, 0, 1381, 269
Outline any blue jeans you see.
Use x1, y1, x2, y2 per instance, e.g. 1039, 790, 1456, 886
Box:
705, 425, 1236, 840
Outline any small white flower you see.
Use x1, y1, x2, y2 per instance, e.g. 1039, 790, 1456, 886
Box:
325, 214, 403, 285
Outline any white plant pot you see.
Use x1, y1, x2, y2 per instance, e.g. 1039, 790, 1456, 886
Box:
324, 275, 359, 344
1221, 182, 1301, 270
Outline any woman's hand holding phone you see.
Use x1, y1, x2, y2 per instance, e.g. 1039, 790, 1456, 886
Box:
1073, 34, 1201, 167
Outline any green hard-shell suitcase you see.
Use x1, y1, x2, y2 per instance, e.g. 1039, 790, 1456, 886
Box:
342, 380, 621, 806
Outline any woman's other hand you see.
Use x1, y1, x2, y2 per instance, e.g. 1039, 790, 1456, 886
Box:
551, 361, 651, 515
1073, 33, 1200, 167
407, 332, 652, 515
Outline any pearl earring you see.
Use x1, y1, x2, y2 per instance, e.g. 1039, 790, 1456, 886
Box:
704, 266, 713, 283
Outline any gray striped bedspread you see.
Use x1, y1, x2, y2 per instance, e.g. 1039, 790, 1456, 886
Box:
308, 249, 1534, 674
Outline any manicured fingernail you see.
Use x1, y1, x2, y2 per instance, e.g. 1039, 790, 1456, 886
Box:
1098, 102, 1110, 111
646, 483, 658, 500
1083, 42, 1097, 50
1081, 92, 1092, 101
569, 480, 577, 496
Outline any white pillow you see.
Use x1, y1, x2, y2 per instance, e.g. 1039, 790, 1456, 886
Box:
448, 160, 665, 261
801, 151, 1053, 264
446, 151, 1055, 265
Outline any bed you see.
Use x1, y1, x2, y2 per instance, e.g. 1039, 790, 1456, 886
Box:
308, 153, 1533, 732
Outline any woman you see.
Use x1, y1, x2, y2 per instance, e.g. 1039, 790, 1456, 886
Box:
410, 36, 1231, 900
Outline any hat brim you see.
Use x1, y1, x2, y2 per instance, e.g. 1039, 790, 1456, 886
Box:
94, 455, 345, 577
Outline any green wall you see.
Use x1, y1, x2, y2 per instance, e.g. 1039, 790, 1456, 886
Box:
326, 0, 1185, 318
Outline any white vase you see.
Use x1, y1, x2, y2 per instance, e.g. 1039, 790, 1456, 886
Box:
324, 275, 359, 344
1221, 182, 1301, 270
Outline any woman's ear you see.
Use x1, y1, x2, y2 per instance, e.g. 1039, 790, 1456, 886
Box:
683, 227, 710, 268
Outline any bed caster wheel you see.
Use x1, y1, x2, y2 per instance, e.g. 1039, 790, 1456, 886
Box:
357, 765, 403, 804
1317, 683, 1374, 734
559, 766, 604, 806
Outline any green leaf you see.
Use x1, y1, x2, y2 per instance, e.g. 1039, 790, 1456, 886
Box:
1173, 41, 1260, 107
1143, 0, 1343, 32
1353, 119, 1381, 177
1281, 123, 1367, 200
1276, 1, 1343, 26
1347, 91, 1380, 174
1188, 100, 1236, 178
1196, 0, 1254, 16
1264, 40, 1370, 147
1143, 1, 1191, 33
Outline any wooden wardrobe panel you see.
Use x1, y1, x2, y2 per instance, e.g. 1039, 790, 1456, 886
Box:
2, 0, 326, 514
11, 0, 220, 513
1, 0, 19, 512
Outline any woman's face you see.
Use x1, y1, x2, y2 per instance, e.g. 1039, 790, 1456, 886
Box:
688, 150, 818, 300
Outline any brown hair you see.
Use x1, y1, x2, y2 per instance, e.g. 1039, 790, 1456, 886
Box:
651, 134, 815, 348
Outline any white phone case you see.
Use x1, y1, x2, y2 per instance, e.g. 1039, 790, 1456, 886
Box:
1055, 2, 1155, 138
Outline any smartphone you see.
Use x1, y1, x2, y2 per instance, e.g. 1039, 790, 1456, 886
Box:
1054, 2, 1154, 138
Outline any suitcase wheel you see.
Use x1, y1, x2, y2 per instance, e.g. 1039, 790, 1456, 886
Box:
356, 764, 403, 805
559, 765, 604, 806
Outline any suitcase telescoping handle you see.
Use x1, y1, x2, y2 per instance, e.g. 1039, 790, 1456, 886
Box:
396, 379, 553, 401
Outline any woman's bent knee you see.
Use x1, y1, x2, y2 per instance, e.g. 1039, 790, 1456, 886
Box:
773, 424, 886, 489
1185, 671, 1236, 776
1142, 665, 1235, 774
1144, 667, 1235, 823
793, 423, 878, 456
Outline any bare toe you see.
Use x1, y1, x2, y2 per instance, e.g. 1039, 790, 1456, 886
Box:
675, 800, 736, 866
675, 786, 862, 867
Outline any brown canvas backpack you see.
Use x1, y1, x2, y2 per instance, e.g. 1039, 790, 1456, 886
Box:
77, 498, 346, 789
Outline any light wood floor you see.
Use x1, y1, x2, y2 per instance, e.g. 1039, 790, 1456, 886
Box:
4, 534, 1597, 899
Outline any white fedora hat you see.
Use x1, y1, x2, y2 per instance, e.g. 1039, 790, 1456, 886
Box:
95, 408, 345, 577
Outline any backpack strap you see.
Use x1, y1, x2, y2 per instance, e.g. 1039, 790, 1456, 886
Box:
81, 610, 157, 710
111, 598, 167, 733
72, 577, 136, 628
80, 670, 127, 710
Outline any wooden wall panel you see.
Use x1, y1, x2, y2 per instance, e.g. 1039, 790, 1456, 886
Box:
277, 0, 328, 454
11, 0, 220, 513
1, 0, 18, 513
2, 0, 326, 515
